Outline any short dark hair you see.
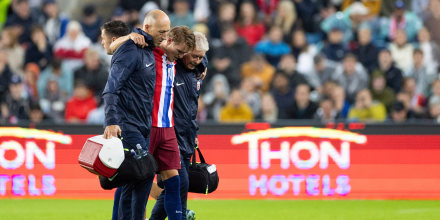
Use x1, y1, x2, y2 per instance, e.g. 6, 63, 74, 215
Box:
51, 58, 62, 70
31, 24, 44, 35
391, 101, 405, 112
413, 48, 423, 55
101, 20, 131, 38
344, 53, 357, 61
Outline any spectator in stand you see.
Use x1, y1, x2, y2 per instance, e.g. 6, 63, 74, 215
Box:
414, 0, 431, 19
370, 70, 395, 112
272, 0, 297, 41
375, 49, 403, 93
207, 2, 235, 40
402, 77, 427, 115
241, 53, 275, 92
235, 1, 265, 46
428, 96, 440, 123
25, 24, 53, 71
259, 93, 278, 123
389, 101, 409, 123
321, 27, 348, 62
53, 20, 91, 71
348, 89, 387, 122
219, 88, 254, 122
321, 2, 369, 44
428, 79, 440, 102
417, 27, 440, 74
29, 103, 52, 125
379, 0, 422, 42
396, 91, 420, 119
290, 29, 318, 75
240, 77, 262, 118
389, 29, 414, 71
404, 49, 437, 97
315, 96, 340, 123
287, 83, 318, 119
379, 0, 411, 17
257, 0, 280, 26
64, 81, 97, 123
112, 7, 129, 23
4, 0, 37, 44
277, 54, 308, 89
23, 63, 40, 102
306, 54, 338, 93
353, 25, 379, 73
40, 0, 69, 45
331, 85, 351, 119
80, 4, 102, 43
429, 80, 440, 102
424, 0, 440, 47
0, 49, 12, 102
169, 0, 196, 28
211, 26, 252, 87
294, 0, 323, 35
193, 0, 211, 23
1, 75, 29, 124
322, 81, 338, 98
203, 74, 230, 120
37, 58, 73, 99
270, 71, 294, 119
332, 53, 369, 103
39, 75, 66, 123
0, 27, 24, 77
197, 95, 208, 123
74, 48, 108, 105
255, 26, 291, 66
118, 0, 148, 16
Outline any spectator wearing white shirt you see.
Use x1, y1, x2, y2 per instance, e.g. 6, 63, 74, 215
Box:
404, 49, 437, 96
389, 29, 414, 71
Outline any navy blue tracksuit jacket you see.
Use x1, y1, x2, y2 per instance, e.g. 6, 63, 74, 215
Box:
173, 57, 208, 160
102, 29, 156, 139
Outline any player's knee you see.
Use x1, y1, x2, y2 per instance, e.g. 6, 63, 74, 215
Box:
160, 169, 179, 180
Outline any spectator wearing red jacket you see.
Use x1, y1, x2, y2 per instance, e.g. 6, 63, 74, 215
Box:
64, 81, 96, 123
235, 1, 265, 46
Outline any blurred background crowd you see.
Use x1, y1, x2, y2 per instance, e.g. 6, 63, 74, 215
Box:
1, 0, 440, 125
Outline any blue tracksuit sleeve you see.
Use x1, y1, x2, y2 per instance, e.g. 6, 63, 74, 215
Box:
195, 56, 208, 76
102, 43, 138, 126
194, 56, 207, 135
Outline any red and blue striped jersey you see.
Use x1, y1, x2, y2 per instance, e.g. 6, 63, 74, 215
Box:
152, 47, 176, 127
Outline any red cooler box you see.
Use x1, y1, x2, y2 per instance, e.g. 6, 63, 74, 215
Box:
78, 135, 124, 178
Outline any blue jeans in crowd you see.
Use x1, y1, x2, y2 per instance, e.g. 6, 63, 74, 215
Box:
150, 156, 190, 220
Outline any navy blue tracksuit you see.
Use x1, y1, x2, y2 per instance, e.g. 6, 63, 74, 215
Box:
150, 57, 207, 220
103, 28, 155, 220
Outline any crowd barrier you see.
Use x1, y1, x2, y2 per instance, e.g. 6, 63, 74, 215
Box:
0, 122, 439, 200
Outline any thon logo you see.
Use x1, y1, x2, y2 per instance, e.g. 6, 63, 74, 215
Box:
0, 127, 72, 197
231, 127, 367, 197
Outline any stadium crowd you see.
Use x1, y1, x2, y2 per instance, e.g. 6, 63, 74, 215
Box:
1, 0, 440, 125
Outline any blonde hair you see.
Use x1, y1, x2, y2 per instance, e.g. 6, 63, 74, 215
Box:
274, 0, 297, 35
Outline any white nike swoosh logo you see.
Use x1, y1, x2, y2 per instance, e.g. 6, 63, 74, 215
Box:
176, 82, 184, 86
146, 63, 153, 67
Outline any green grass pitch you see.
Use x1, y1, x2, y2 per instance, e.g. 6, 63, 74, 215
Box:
1, 199, 440, 220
